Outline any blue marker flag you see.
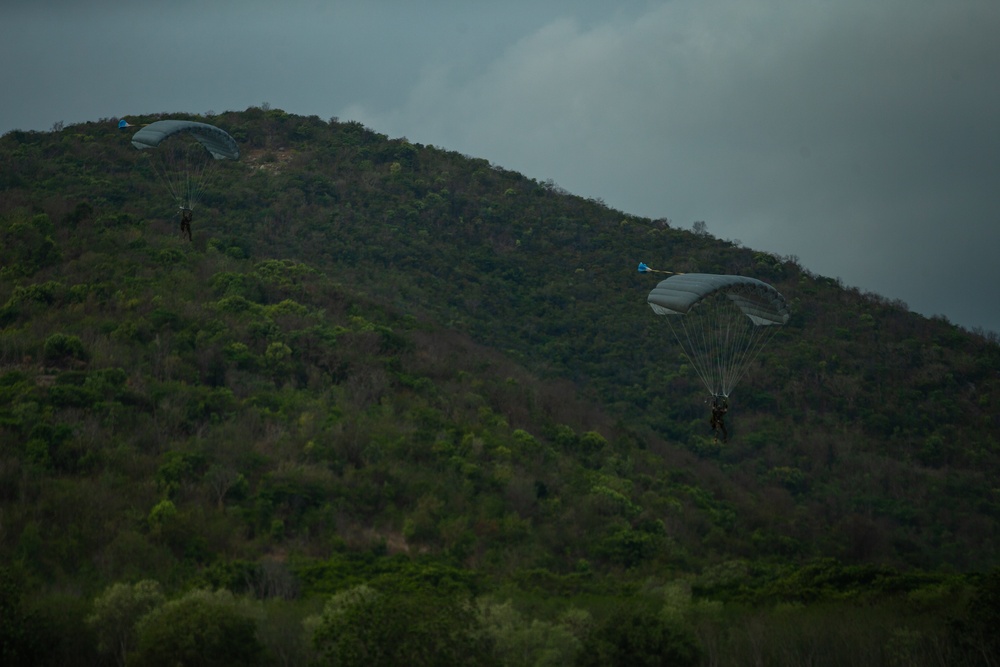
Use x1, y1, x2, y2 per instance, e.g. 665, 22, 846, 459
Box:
118, 119, 130, 128
638, 262, 650, 273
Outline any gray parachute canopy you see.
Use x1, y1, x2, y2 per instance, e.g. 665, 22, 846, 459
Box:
647, 273, 789, 325
131, 120, 240, 160
646, 273, 790, 397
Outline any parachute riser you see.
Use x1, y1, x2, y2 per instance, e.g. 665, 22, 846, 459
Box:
128, 119, 239, 214
657, 287, 785, 397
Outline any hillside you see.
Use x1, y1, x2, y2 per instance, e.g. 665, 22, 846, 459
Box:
1, 108, 999, 665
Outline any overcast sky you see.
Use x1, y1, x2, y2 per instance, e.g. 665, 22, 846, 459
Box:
3, 0, 999, 334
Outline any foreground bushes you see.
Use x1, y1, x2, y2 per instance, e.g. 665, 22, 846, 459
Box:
5, 564, 999, 666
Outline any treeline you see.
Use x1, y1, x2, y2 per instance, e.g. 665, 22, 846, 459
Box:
4, 562, 1000, 666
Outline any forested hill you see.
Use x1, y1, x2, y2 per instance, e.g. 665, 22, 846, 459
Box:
1, 108, 999, 665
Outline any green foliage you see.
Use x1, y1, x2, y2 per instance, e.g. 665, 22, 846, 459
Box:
478, 599, 587, 667
595, 525, 664, 569
0, 212, 62, 277
147, 499, 178, 530
0, 567, 51, 665
134, 589, 264, 667
88, 580, 165, 667
156, 451, 207, 497
576, 602, 701, 667
312, 584, 495, 667
43, 333, 88, 366
950, 568, 1000, 663
295, 555, 482, 598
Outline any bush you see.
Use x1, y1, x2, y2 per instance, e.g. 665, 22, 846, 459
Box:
577, 604, 700, 667
312, 585, 495, 667
134, 589, 264, 667
42, 333, 88, 366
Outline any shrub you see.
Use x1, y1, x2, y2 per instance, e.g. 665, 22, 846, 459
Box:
42, 333, 88, 366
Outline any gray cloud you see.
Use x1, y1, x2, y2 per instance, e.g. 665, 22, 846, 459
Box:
3, 0, 998, 332
347, 1, 1000, 332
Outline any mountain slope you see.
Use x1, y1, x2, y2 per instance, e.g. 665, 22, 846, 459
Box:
1, 108, 998, 589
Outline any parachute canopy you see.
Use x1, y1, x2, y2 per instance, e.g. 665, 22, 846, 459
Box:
131, 120, 240, 160
128, 119, 240, 210
648, 274, 789, 325
647, 273, 790, 397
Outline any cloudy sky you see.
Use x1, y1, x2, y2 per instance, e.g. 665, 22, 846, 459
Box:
3, 0, 999, 334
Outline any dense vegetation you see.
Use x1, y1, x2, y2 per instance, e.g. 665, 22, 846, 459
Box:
1, 108, 998, 665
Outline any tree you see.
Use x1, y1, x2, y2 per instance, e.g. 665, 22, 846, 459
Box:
88, 579, 165, 667
42, 333, 88, 366
478, 599, 587, 667
952, 568, 1000, 664
0, 567, 50, 665
576, 604, 701, 667
312, 584, 495, 667
134, 589, 264, 667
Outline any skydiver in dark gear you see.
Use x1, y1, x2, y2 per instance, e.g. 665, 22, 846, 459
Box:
710, 395, 729, 443
179, 207, 193, 241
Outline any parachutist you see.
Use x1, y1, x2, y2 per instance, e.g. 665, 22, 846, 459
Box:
127, 120, 239, 237
710, 396, 728, 443
180, 207, 193, 241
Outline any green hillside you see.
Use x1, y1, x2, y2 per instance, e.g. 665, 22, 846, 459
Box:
1, 108, 998, 665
